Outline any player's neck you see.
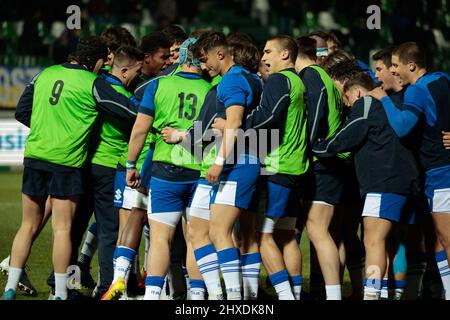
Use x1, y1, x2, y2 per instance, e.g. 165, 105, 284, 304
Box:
110, 71, 125, 85
295, 59, 315, 73
410, 69, 427, 84
220, 57, 235, 76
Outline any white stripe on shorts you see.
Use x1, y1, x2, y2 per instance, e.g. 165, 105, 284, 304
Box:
214, 181, 237, 207
362, 193, 382, 218
433, 188, 450, 213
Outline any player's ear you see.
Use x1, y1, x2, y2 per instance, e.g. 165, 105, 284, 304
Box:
121, 67, 128, 78
408, 61, 416, 72
282, 48, 289, 61
217, 48, 225, 61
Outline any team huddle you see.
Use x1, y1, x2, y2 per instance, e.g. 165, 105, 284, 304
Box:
1, 24, 450, 301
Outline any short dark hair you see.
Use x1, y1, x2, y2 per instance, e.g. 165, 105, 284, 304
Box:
296, 36, 317, 61
227, 32, 254, 47
325, 50, 362, 82
69, 36, 108, 71
100, 26, 136, 52
308, 31, 329, 41
140, 31, 171, 54
372, 46, 396, 68
327, 32, 341, 48
267, 35, 298, 64
344, 72, 377, 92
192, 31, 228, 59
393, 42, 427, 69
113, 45, 144, 67
162, 25, 188, 45
230, 42, 261, 74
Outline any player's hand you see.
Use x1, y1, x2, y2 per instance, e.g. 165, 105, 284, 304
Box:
369, 87, 388, 100
162, 127, 182, 144
443, 131, 450, 149
212, 118, 226, 132
206, 164, 223, 185
126, 169, 141, 189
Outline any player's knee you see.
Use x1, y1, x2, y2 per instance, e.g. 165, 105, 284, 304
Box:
306, 221, 327, 243
188, 224, 208, 244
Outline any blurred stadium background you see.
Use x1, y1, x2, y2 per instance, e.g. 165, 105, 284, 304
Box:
0, 0, 449, 299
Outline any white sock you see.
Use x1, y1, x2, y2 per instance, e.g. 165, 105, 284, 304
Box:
194, 244, 224, 300
189, 279, 206, 300
113, 246, 135, 283
5, 267, 22, 292
217, 248, 241, 300
436, 251, 450, 300
143, 276, 164, 300
80, 224, 98, 259
182, 265, 190, 299
143, 224, 150, 273
325, 284, 342, 300
290, 275, 303, 300
364, 278, 381, 300
241, 253, 261, 300
55, 273, 68, 300
380, 278, 389, 299
269, 270, 294, 300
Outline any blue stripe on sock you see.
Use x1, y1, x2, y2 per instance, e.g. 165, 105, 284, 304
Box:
242, 268, 260, 273
269, 269, 290, 286
117, 246, 136, 261
395, 280, 406, 289
435, 250, 447, 263
198, 260, 218, 270
290, 275, 303, 286
194, 244, 217, 260
145, 276, 165, 288
200, 266, 220, 274
88, 222, 97, 235
217, 247, 240, 264
441, 271, 450, 277
190, 279, 207, 289
241, 252, 262, 266
382, 279, 388, 288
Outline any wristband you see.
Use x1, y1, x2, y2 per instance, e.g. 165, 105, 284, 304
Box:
126, 160, 137, 170
214, 156, 225, 166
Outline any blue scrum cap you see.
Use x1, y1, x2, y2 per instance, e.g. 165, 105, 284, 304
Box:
178, 37, 201, 68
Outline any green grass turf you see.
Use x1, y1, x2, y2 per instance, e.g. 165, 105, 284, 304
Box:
0, 171, 351, 300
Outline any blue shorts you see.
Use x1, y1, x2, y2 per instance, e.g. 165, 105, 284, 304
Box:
362, 193, 416, 224
211, 154, 260, 210
424, 165, 450, 213
139, 146, 154, 191
148, 177, 197, 227
265, 181, 300, 219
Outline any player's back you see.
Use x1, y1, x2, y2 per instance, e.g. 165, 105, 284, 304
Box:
25, 63, 98, 168
151, 72, 212, 170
